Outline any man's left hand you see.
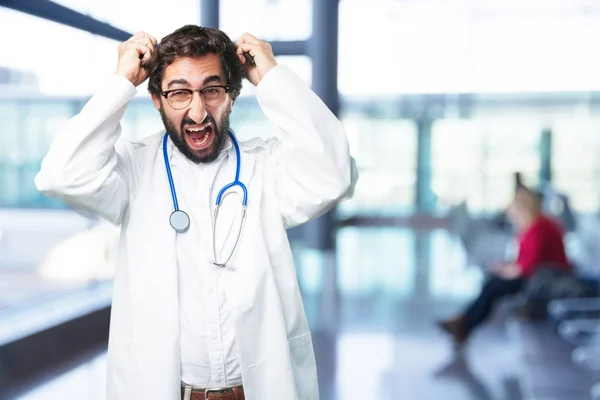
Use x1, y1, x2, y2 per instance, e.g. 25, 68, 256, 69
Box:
236, 33, 277, 86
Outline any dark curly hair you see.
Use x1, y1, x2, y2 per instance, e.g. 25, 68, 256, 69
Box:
144, 25, 243, 101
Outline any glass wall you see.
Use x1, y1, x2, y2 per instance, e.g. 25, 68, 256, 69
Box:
221, 0, 312, 41
552, 117, 600, 212
431, 116, 541, 214
338, 0, 600, 95
338, 116, 417, 217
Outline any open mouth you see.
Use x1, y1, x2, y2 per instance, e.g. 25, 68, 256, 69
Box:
184, 124, 214, 151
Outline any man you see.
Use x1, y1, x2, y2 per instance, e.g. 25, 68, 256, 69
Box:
35, 25, 357, 400
438, 186, 569, 344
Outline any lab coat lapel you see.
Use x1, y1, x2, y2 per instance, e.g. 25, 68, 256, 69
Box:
127, 135, 181, 398
223, 141, 297, 399
237, 146, 255, 207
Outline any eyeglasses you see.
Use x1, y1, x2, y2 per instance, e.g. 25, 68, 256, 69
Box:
161, 85, 230, 110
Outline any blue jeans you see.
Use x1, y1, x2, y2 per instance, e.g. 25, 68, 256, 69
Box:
465, 277, 524, 331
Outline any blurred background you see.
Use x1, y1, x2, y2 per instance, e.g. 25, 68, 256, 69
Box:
2, 0, 600, 399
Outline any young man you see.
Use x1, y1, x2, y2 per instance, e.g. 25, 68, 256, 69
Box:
35, 25, 357, 400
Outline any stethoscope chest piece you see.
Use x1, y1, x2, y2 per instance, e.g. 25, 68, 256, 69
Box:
170, 209, 190, 233
163, 130, 248, 267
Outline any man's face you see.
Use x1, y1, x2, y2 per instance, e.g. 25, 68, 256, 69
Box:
152, 54, 233, 164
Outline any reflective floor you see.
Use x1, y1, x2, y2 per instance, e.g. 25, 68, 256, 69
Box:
13, 228, 525, 400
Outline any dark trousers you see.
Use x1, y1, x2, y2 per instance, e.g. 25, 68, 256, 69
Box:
465, 277, 525, 331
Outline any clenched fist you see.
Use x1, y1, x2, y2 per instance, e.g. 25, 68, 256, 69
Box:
115, 31, 158, 87
235, 33, 278, 86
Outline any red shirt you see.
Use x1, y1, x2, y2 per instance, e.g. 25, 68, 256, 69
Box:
516, 215, 570, 278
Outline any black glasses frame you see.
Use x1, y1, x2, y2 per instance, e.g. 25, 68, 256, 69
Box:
161, 85, 230, 109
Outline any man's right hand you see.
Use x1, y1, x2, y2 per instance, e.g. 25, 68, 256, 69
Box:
115, 32, 158, 87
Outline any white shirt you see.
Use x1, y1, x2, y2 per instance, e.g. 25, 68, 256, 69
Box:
169, 136, 242, 388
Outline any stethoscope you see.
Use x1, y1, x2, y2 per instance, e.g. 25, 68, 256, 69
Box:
163, 130, 248, 267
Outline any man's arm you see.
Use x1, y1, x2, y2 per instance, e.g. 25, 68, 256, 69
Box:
236, 33, 357, 228
258, 66, 356, 228
35, 32, 157, 224
493, 227, 544, 279
35, 76, 137, 223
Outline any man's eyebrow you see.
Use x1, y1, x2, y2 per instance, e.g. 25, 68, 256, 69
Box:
202, 75, 224, 86
166, 79, 190, 89
165, 75, 223, 90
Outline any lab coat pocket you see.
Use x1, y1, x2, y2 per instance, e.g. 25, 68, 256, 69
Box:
288, 332, 319, 399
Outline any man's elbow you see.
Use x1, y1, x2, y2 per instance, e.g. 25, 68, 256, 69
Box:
34, 165, 79, 197
34, 165, 98, 198
34, 168, 62, 198
336, 156, 358, 201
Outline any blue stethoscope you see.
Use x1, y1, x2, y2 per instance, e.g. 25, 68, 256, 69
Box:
163, 130, 248, 266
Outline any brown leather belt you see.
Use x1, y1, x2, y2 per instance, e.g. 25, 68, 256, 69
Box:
180, 385, 244, 400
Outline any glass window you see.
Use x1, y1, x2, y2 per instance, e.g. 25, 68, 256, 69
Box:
53, 0, 200, 40
478, 116, 541, 210
552, 118, 600, 212
0, 8, 117, 97
0, 102, 21, 207
337, 117, 417, 218
432, 117, 541, 214
231, 55, 312, 141
121, 100, 164, 141
220, 0, 311, 41
23, 103, 73, 160
339, 1, 473, 96
431, 119, 484, 211
339, 0, 600, 95
21, 102, 73, 207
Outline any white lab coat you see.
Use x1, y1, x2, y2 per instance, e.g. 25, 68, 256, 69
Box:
35, 65, 357, 400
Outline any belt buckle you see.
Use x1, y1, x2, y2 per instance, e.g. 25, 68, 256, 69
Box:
204, 387, 228, 400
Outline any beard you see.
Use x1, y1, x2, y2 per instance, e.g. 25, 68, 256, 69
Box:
159, 102, 232, 164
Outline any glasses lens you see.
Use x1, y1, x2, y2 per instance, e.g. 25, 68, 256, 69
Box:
168, 90, 192, 109
201, 87, 226, 106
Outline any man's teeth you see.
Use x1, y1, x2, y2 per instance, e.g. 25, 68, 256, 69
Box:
187, 126, 207, 132
186, 127, 210, 146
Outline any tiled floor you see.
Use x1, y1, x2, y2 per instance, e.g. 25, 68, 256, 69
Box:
10, 228, 526, 400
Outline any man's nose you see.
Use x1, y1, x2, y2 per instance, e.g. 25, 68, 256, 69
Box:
188, 92, 207, 123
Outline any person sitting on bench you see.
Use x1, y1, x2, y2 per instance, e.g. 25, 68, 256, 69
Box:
438, 186, 570, 344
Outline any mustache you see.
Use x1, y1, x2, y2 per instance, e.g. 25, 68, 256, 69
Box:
182, 114, 213, 126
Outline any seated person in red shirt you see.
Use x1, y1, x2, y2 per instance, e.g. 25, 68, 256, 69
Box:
438, 187, 570, 344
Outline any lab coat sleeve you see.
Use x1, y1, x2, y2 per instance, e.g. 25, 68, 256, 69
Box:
34, 74, 139, 224
256, 65, 359, 229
